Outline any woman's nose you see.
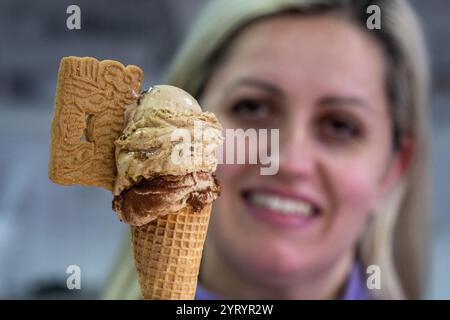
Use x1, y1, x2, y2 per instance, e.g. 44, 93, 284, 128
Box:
277, 125, 316, 180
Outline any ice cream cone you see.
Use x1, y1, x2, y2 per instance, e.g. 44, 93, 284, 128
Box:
48, 58, 222, 301
113, 85, 223, 300
131, 203, 212, 299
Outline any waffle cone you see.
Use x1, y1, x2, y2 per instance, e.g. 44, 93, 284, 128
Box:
131, 204, 212, 299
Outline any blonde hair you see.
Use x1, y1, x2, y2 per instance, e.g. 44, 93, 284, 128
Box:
104, 0, 429, 299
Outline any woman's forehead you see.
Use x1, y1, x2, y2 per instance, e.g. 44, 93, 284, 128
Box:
229, 15, 382, 71
213, 14, 386, 102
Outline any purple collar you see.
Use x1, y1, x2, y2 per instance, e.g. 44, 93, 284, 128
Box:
195, 262, 370, 300
340, 262, 370, 300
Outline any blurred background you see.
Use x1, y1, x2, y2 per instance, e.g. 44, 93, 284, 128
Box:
0, 0, 448, 299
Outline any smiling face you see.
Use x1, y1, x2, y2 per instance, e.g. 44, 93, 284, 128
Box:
200, 13, 404, 295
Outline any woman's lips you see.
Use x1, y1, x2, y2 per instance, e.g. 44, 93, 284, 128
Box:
241, 189, 322, 229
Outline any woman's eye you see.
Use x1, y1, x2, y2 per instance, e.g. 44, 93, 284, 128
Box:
229, 99, 270, 121
319, 116, 361, 142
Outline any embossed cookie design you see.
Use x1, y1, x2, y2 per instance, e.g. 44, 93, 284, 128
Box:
48, 56, 144, 190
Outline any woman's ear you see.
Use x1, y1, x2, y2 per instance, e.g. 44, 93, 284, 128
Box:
379, 135, 413, 199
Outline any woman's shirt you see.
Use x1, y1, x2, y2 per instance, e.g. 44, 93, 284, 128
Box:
195, 262, 370, 300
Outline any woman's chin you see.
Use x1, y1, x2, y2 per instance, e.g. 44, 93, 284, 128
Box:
235, 241, 320, 278
241, 256, 316, 288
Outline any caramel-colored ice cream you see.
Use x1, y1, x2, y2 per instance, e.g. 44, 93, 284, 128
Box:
112, 85, 223, 226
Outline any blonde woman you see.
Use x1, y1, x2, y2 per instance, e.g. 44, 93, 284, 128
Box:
104, 0, 429, 300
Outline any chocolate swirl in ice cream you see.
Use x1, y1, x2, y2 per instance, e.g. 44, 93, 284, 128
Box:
113, 171, 220, 226
112, 85, 223, 226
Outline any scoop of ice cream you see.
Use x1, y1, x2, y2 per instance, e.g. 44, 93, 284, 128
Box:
113, 172, 220, 226
137, 84, 202, 114
112, 85, 223, 225
113, 85, 223, 196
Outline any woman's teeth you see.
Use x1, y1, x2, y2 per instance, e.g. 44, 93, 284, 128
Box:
247, 192, 314, 217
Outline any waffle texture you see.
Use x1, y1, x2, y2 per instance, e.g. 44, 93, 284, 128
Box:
131, 204, 212, 299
